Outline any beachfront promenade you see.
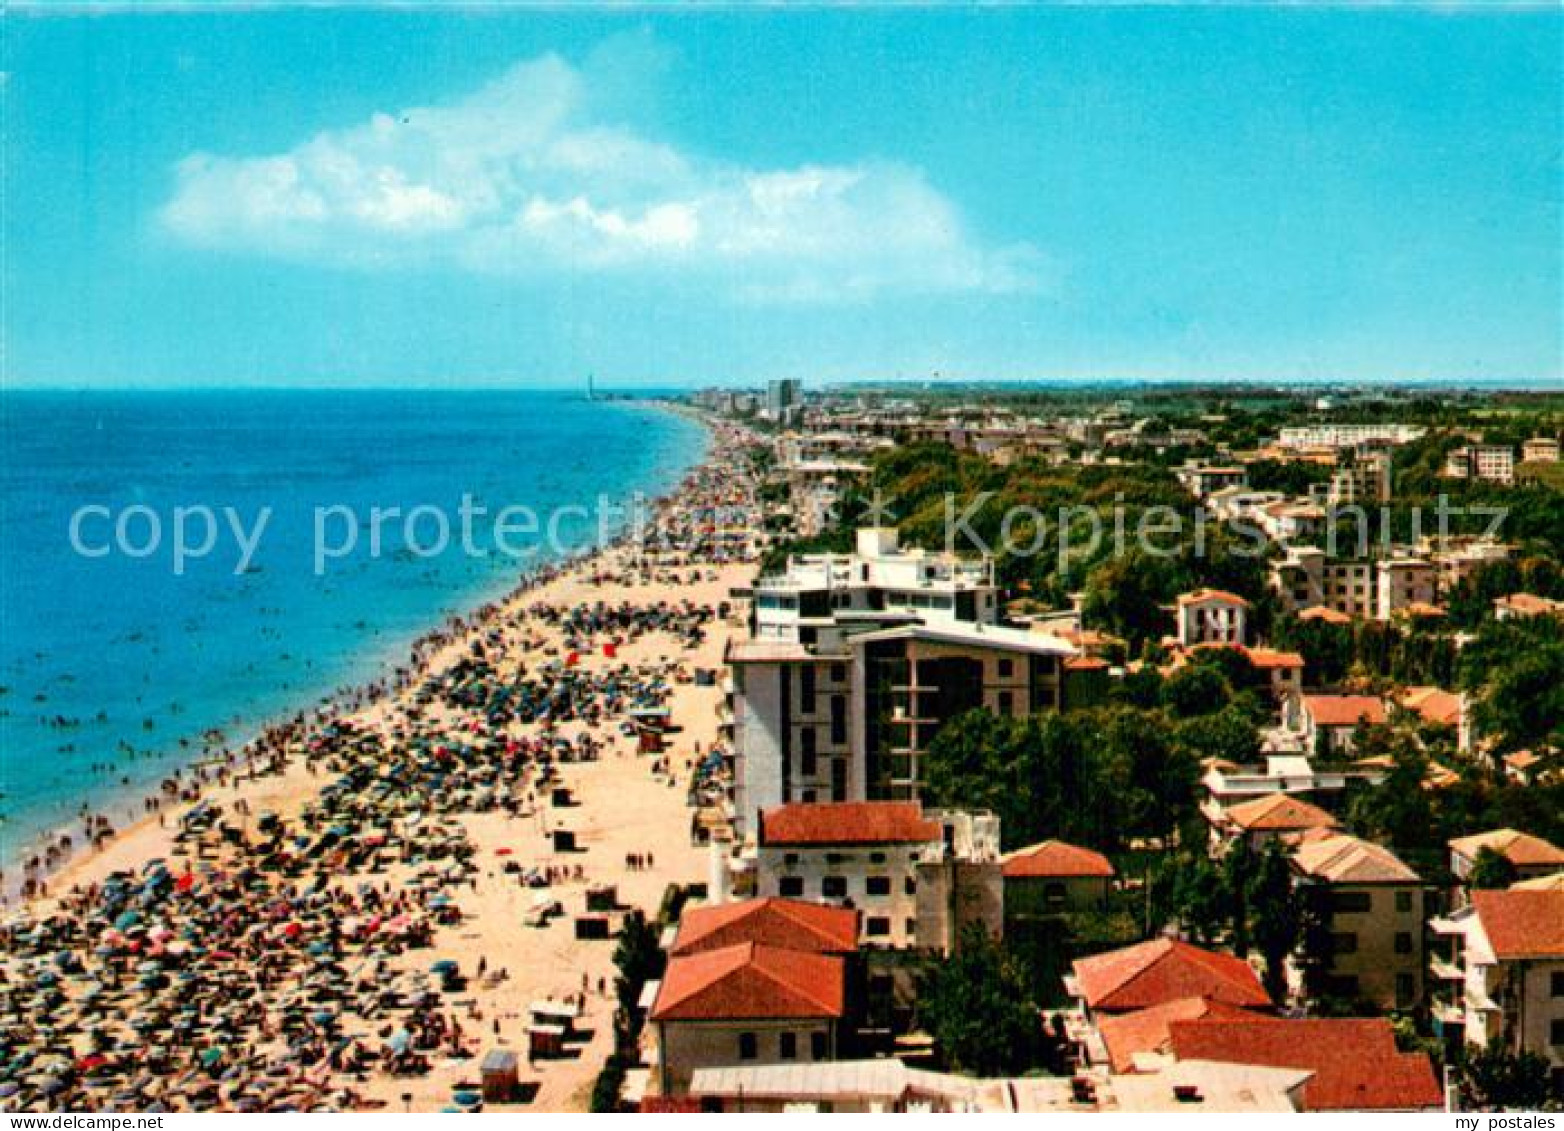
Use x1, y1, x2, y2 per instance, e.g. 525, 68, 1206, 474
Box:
0, 420, 760, 1112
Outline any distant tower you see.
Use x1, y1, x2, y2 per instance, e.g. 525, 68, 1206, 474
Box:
586, 374, 596, 401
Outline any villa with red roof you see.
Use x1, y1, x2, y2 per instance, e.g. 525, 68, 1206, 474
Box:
1174, 588, 1249, 648
650, 941, 850, 1095
1206, 791, 1340, 851
1068, 938, 1271, 1016
1449, 828, 1564, 889
1292, 693, 1388, 756
1002, 839, 1115, 915
753, 801, 1003, 953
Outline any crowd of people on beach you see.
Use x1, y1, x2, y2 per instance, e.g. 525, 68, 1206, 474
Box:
0, 417, 763, 1112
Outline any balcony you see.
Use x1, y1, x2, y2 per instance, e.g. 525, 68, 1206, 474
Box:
1429, 957, 1464, 982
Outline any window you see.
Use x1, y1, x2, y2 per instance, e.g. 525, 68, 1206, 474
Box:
1551, 971, 1564, 998
801, 789, 816, 803
779, 876, 804, 898
1395, 932, 1414, 955
1396, 973, 1416, 1009
830, 696, 847, 744
1552, 1019, 1564, 1048
822, 876, 848, 899
800, 727, 817, 777
997, 691, 1014, 717
905, 918, 918, 938
800, 666, 816, 714
1330, 891, 1372, 914
810, 1033, 828, 1060
830, 664, 846, 683
905, 877, 917, 896
1332, 932, 1359, 955
779, 1033, 797, 1061
869, 851, 887, 864
1045, 882, 1067, 908
998, 658, 1014, 678
866, 876, 891, 897
738, 1033, 757, 1060
1395, 890, 1413, 913
866, 916, 891, 937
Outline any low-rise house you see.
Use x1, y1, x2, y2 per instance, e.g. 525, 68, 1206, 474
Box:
1206, 792, 1341, 851
1165, 1017, 1444, 1112
1290, 832, 1426, 1009
1445, 444, 1516, 485
1521, 437, 1560, 464
1430, 890, 1564, 1092
1493, 592, 1564, 621
1069, 939, 1271, 1018
1174, 589, 1249, 647
1002, 840, 1115, 916
753, 801, 1002, 953
1449, 829, 1564, 887
1291, 694, 1387, 757
649, 942, 850, 1096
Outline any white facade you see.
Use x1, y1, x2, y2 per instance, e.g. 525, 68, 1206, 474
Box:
1276, 424, 1425, 450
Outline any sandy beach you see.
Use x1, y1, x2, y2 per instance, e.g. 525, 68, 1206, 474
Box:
0, 416, 760, 1112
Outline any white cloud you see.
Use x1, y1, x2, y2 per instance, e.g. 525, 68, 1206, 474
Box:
160, 50, 1040, 300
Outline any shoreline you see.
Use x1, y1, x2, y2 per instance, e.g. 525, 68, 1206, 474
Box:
1, 407, 760, 1112
1, 397, 710, 905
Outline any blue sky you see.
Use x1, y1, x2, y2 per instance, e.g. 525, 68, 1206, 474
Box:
5, 4, 1560, 388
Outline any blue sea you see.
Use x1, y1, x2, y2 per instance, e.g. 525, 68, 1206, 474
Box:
0, 390, 706, 865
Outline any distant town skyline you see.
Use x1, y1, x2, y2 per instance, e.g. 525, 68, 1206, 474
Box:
6, 5, 1560, 388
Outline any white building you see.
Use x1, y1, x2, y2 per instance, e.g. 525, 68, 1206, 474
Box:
752, 527, 998, 643
1444, 444, 1515, 485
751, 801, 1002, 953
1175, 589, 1249, 647
1276, 424, 1425, 450
1430, 890, 1564, 1092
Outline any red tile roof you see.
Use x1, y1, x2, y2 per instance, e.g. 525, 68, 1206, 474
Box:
651, 942, 846, 1022
1244, 646, 1305, 670
1064, 655, 1112, 671
1177, 588, 1250, 607
1298, 607, 1354, 625
1003, 840, 1115, 879
1302, 694, 1387, 728
1471, 890, 1564, 959
1398, 686, 1461, 728
1450, 828, 1564, 869
671, 898, 858, 957
1072, 939, 1270, 1014
1222, 793, 1341, 833
759, 801, 941, 847
1096, 996, 1261, 1072
1167, 1017, 1443, 1111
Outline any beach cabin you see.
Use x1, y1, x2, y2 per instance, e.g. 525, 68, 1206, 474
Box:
527, 1000, 581, 1060
480, 1049, 520, 1103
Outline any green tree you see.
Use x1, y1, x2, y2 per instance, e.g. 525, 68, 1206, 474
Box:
1161, 664, 1232, 719
918, 927, 1044, 1076
612, 910, 665, 1020
1455, 1044, 1556, 1111
1171, 853, 1231, 946
1468, 846, 1519, 890
1247, 840, 1302, 1006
